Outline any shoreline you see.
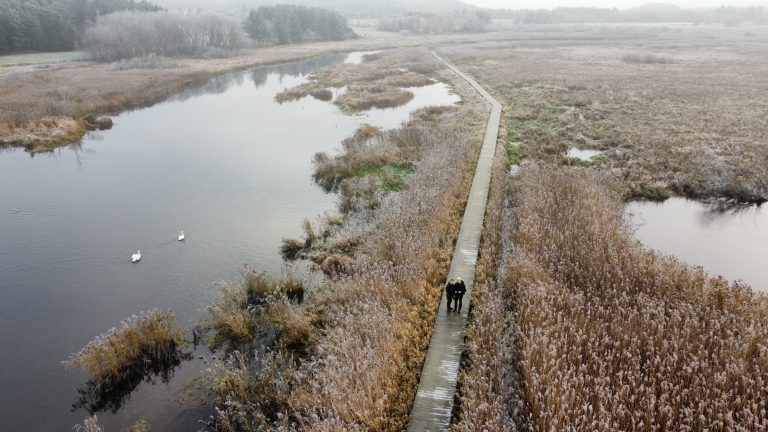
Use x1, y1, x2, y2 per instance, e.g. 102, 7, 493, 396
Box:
0, 32, 503, 154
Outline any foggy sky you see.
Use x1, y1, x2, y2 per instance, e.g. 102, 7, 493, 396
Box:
463, 0, 768, 9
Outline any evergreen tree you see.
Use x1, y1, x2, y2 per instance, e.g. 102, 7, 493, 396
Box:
243, 5, 353, 46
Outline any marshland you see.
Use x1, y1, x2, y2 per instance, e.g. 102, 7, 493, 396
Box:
2, 1, 768, 431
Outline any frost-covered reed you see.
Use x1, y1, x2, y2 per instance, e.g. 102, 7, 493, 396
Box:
454, 165, 768, 431
203, 67, 487, 430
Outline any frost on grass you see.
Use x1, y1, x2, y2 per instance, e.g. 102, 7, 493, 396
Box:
275, 48, 443, 112
200, 72, 487, 431
454, 165, 768, 431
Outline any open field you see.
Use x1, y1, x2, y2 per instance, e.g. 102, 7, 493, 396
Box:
0, 31, 500, 153
438, 24, 768, 203
450, 24, 768, 431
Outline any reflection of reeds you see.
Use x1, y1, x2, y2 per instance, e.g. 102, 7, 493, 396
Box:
65, 311, 191, 418
454, 165, 768, 431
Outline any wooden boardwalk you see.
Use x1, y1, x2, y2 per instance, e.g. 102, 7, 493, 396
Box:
406, 52, 502, 431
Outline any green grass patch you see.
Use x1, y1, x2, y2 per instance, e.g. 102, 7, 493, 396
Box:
351, 163, 414, 192
507, 143, 525, 165
508, 119, 525, 142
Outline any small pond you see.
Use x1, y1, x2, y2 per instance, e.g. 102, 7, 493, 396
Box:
567, 147, 603, 161
627, 197, 768, 292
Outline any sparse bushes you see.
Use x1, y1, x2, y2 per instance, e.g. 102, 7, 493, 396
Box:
83, 11, 246, 61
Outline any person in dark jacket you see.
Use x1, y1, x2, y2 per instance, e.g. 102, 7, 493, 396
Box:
445, 278, 456, 311
453, 277, 467, 311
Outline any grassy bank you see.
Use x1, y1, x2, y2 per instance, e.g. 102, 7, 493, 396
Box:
196, 48, 488, 431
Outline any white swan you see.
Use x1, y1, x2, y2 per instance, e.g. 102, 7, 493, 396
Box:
132, 250, 141, 262
178, 231, 185, 241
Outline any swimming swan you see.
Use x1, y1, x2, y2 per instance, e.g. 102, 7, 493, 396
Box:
178, 231, 185, 241
132, 250, 141, 262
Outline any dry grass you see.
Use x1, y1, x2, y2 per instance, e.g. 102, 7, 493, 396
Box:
335, 84, 415, 112
439, 24, 768, 203
63, 310, 187, 384
0, 116, 86, 153
453, 165, 768, 431
200, 49, 488, 431
203, 269, 308, 353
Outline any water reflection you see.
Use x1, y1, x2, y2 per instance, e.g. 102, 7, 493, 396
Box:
249, 53, 346, 87
627, 197, 768, 291
72, 349, 193, 415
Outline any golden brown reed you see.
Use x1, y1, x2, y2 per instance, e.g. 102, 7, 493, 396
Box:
453, 165, 768, 431
63, 310, 187, 384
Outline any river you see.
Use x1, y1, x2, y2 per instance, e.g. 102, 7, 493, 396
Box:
0, 52, 460, 431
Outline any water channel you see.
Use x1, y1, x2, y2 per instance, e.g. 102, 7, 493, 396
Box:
0, 52, 460, 431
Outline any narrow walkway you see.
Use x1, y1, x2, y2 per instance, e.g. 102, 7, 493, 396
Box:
406, 53, 502, 431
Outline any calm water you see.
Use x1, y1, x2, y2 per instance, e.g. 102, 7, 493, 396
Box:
627, 198, 768, 292
0, 53, 460, 431
567, 147, 603, 161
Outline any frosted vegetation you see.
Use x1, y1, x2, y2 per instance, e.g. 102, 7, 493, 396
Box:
83, 11, 246, 61
453, 164, 768, 431
192, 48, 487, 431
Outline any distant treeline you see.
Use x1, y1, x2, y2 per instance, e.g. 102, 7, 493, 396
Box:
83, 11, 246, 60
491, 5, 768, 26
243, 5, 355, 44
378, 10, 491, 33
0, 0, 161, 55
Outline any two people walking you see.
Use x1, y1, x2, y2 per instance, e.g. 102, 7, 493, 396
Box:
445, 277, 466, 312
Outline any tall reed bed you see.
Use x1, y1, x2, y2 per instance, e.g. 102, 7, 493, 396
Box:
453, 165, 768, 431
64, 310, 187, 384
203, 58, 488, 430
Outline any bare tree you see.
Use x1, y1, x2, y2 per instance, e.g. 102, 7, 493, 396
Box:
83, 11, 246, 61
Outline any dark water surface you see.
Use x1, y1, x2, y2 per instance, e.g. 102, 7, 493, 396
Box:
627, 198, 768, 292
0, 53, 459, 431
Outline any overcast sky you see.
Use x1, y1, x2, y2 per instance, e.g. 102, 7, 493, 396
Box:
462, 0, 767, 9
